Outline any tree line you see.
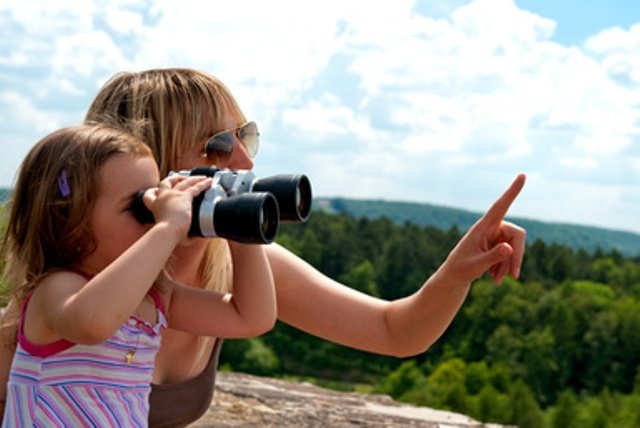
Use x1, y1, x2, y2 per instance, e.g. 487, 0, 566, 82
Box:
221, 211, 640, 427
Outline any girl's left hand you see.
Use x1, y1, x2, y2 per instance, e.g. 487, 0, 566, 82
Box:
144, 175, 213, 236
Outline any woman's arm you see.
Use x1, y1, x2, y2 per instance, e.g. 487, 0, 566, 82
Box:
165, 242, 276, 338
269, 174, 526, 357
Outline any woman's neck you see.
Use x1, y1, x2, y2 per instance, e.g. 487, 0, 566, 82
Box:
167, 239, 208, 287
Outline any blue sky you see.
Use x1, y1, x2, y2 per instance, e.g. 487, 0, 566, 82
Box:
516, 0, 640, 45
1, 0, 639, 234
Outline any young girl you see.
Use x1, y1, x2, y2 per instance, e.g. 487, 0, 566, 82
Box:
0, 124, 276, 426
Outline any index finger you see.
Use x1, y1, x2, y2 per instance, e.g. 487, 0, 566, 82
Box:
482, 173, 526, 225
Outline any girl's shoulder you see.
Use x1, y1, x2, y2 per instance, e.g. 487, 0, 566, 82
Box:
38, 269, 89, 285
31, 270, 89, 301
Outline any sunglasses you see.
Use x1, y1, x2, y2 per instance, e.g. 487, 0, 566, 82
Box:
204, 121, 260, 166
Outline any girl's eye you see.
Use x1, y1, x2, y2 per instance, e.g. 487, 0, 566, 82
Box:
126, 191, 154, 224
124, 192, 142, 213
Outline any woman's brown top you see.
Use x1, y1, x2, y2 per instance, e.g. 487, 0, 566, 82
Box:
148, 339, 223, 427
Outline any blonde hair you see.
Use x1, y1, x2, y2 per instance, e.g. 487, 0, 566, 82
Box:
1, 124, 152, 335
85, 68, 235, 293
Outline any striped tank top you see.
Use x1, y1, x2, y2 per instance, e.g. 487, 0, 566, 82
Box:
2, 289, 167, 427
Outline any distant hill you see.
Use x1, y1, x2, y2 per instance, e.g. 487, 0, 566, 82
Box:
2, 187, 638, 256
315, 197, 640, 257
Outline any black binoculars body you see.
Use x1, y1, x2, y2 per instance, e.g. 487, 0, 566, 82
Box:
132, 167, 312, 244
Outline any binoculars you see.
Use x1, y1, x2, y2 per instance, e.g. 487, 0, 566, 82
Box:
132, 167, 312, 244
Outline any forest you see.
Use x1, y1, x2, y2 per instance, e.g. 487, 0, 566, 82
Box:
220, 211, 640, 428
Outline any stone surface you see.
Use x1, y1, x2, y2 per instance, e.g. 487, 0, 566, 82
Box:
191, 372, 508, 427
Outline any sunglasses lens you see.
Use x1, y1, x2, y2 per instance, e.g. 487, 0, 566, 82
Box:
205, 121, 259, 166
238, 121, 259, 158
205, 132, 234, 166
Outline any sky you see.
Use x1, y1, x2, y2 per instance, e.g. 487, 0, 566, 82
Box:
0, 0, 639, 234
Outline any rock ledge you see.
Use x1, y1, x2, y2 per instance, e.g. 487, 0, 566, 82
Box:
191, 372, 508, 427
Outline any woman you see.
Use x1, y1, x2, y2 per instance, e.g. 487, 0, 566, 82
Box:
2, 68, 526, 426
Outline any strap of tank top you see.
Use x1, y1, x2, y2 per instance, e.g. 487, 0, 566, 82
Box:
147, 287, 167, 316
18, 293, 75, 357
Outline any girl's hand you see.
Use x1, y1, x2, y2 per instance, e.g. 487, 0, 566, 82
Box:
144, 175, 213, 236
439, 174, 526, 285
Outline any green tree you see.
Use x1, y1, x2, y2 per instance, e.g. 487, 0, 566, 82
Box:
616, 299, 640, 392
591, 257, 624, 288
508, 380, 544, 428
374, 360, 426, 399
574, 396, 606, 428
422, 358, 468, 411
521, 327, 557, 406
486, 324, 522, 373
583, 312, 620, 392
551, 389, 578, 428
338, 259, 378, 296
456, 279, 508, 361
298, 228, 322, 268
488, 362, 512, 393
443, 382, 469, 415
220, 337, 280, 375
464, 361, 490, 395
549, 300, 578, 391
548, 246, 577, 281
473, 384, 510, 423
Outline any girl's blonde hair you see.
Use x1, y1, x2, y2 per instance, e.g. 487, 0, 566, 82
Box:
84, 68, 237, 296
1, 124, 152, 312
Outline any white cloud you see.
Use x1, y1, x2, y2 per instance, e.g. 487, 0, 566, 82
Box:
133, 1, 352, 83
0, 52, 29, 66
281, 93, 379, 144
585, 23, 640, 54
519, 173, 638, 232
52, 31, 129, 76
324, 0, 640, 179
0, 91, 65, 186
0, 91, 61, 133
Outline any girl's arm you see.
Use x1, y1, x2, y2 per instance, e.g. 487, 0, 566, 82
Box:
165, 241, 276, 338
31, 176, 212, 344
33, 223, 187, 344
269, 174, 526, 357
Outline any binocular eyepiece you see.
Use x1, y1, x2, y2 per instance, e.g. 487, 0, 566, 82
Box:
132, 168, 312, 244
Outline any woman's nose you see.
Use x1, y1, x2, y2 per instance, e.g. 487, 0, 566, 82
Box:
227, 140, 254, 170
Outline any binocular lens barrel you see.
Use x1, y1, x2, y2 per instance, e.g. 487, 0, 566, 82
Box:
190, 192, 279, 244
252, 174, 312, 223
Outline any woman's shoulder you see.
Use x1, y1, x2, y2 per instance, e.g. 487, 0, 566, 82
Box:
154, 271, 183, 310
